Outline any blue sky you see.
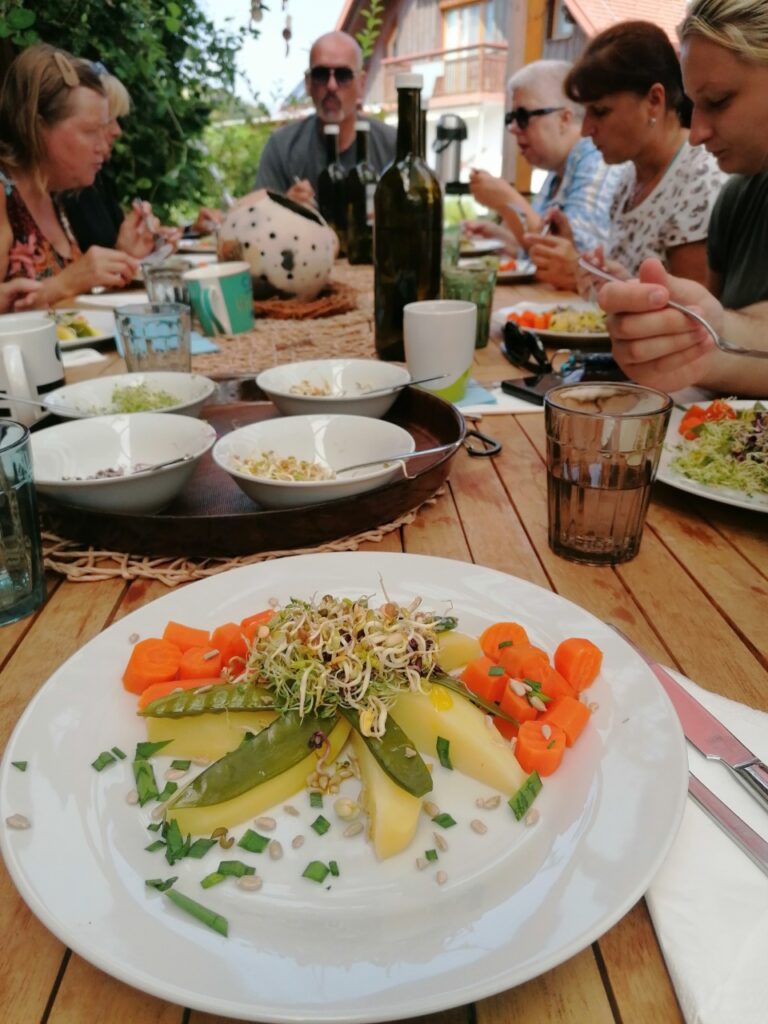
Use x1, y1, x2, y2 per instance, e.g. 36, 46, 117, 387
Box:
204, 0, 348, 112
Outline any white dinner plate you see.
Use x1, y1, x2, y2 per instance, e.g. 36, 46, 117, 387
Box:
0, 552, 687, 1022
459, 237, 506, 256
492, 299, 610, 343
178, 237, 217, 254
75, 290, 149, 309
657, 400, 768, 514
495, 258, 536, 284
54, 308, 116, 348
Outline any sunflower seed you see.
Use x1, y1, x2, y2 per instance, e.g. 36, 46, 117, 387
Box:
254, 816, 276, 831
237, 874, 263, 891
436, 870, 448, 885
291, 835, 305, 849
5, 813, 30, 830
268, 840, 283, 860
343, 821, 364, 838
470, 818, 488, 834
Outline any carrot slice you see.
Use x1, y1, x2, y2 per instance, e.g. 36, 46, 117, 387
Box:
479, 621, 530, 662
138, 676, 223, 712
210, 622, 249, 669
499, 679, 538, 725
516, 647, 552, 686
538, 665, 576, 702
178, 646, 223, 681
497, 643, 548, 679
162, 621, 210, 653
554, 637, 603, 691
493, 715, 518, 740
540, 695, 591, 747
460, 655, 507, 703
123, 638, 182, 695
515, 720, 566, 776
240, 609, 275, 642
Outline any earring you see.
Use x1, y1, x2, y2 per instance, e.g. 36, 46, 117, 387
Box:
649, 116, 657, 125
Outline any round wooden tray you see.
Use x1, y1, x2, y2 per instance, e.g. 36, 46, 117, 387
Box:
39, 389, 466, 558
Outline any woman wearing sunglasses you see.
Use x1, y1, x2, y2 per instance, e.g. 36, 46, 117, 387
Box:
598, 0, 768, 396
466, 59, 623, 287
529, 21, 727, 290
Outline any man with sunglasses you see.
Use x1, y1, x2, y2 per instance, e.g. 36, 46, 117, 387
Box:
466, 60, 622, 288
254, 31, 396, 205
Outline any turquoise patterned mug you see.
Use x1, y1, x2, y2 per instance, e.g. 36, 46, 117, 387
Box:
183, 261, 254, 336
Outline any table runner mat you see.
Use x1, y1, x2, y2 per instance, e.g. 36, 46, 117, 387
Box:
41, 490, 441, 587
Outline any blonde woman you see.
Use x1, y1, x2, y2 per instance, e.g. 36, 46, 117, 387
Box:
0, 45, 138, 303
598, 0, 768, 396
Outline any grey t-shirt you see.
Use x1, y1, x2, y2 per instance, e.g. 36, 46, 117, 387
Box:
254, 115, 397, 193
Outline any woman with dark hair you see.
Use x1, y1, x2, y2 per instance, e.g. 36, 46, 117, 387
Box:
527, 21, 727, 286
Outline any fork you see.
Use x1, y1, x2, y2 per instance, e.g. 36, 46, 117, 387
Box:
578, 257, 768, 359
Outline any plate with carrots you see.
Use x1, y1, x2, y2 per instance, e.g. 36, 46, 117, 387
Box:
495, 257, 536, 283
492, 299, 610, 343
0, 552, 687, 1023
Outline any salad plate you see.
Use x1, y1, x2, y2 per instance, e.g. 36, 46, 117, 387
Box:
0, 552, 687, 1022
657, 400, 768, 514
495, 258, 536, 284
491, 300, 610, 343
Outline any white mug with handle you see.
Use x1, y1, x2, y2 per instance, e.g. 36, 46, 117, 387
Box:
0, 315, 64, 426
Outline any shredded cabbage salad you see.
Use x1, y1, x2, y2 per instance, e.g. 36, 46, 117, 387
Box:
671, 402, 767, 496
230, 595, 441, 736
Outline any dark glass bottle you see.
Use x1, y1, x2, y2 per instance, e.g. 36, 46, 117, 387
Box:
346, 121, 378, 265
374, 74, 442, 361
317, 124, 348, 256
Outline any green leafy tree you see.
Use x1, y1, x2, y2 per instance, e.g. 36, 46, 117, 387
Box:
355, 0, 384, 65
0, 0, 259, 219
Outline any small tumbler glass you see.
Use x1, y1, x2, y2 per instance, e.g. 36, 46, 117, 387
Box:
441, 260, 498, 348
142, 257, 193, 305
0, 420, 45, 625
115, 302, 192, 373
544, 382, 673, 565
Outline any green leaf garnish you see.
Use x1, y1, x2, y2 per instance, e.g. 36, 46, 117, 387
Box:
237, 829, 270, 854
170, 759, 191, 771
187, 837, 218, 859
111, 747, 127, 760
91, 751, 117, 772
164, 887, 228, 936
201, 872, 226, 889
431, 812, 456, 829
425, 849, 438, 862
436, 736, 452, 770
309, 791, 323, 808
133, 760, 159, 805
11, 761, 27, 772
145, 876, 177, 892
488, 666, 505, 677
311, 815, 331, 836
328, 860, 339, 877
508, 771, 542, 821
303, 860, 330, 883
135, 739, 173, 759
218, 860, 255, 877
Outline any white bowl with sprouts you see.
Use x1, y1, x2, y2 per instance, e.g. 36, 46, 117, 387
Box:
42, 372, 218, 420
213, 413, 416, 509
256, 359, 412, 418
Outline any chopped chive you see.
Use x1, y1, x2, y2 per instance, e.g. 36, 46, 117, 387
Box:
147, 821, 163, 833
164, 887, 228, 936
135, 739, 172, 759
546, 740, 555, 749
328, 860, 339, 877
111, 746, 127, 760
144, 839, 166, 853
523, 679, 552, 704
432, 812, 456, 829
508, 771, 542, 821
309, 791, 323, 808
497, 640, 514, 649
170, 759, 191, 771
201, 871, 226, 889
164, 819, 191, 865
436, 736, 452, 770
302, 860, 330, 883
11, 761, 28, 772
187, 837, 217, 859
218, 860, 256, 877
145, 876, 177, 892
91, 751, 116, 772
311, 815, 331, 836
488, 665, 505, 677
156, 781, 178, 802
237, 829, 270, 854
425, 849, 438, 862
133, 760, 159, 805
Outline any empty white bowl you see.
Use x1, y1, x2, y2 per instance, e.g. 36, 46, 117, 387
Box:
31, 413, 217, 513
213, 414, 416, 509
42, 372, 218, 420
256, 359, 412, 418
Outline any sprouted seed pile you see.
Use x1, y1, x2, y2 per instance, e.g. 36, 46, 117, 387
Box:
672, 403, 767, 496
231, 595, 441, 735
289, 379, 332, 396
91, 383, 179, 414
231, 451, 336, 482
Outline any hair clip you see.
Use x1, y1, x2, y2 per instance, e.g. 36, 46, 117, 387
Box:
53, 51, 79, 88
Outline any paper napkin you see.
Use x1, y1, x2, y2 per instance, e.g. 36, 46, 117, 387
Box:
457, 382, 543, 417
646, 671, 768, 1024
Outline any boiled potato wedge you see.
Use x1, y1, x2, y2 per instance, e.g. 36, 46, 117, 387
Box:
437, 630, 482, 672
171, 719, 350, 835
350, 730, 422, 860
145, 710, 277, 760
391, 685, 526, 794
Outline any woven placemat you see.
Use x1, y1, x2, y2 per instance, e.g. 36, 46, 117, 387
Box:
42, 489, 441, 588
253, 280, 358, 320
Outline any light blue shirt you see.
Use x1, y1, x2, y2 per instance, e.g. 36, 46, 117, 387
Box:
531, 137, 624, 251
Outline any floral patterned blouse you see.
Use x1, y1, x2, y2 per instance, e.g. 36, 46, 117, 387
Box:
0, 169, 82, 281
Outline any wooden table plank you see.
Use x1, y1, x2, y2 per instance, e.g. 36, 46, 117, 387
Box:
49, 953, 185, 1024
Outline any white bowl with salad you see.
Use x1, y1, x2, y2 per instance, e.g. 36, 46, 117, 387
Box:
42, 371, 218, 420
213, 413, 416, 509
31, 413, 217, 513
256, 359, 412, 418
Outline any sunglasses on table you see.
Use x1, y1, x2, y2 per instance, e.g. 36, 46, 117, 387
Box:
504, 106, 564, 130
309, 65, 356, 86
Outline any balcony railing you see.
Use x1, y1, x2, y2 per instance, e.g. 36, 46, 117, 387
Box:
381, 43, 508, 105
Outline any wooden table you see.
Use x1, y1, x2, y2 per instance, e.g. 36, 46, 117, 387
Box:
3, 278, 767, 1024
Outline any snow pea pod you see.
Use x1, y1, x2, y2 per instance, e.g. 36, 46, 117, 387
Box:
341, 707, 433, 798
169, 711, 335, 809
140, 681, 275, 718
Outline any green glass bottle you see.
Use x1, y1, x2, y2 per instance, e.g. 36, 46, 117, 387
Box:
374, 74, 442, 361
317, 124, 347, 256
346, 121, 378, 265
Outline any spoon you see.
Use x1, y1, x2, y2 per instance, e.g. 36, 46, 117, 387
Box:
577, 257, 768, 359
335, 440, 461, 475
362, 375, 446, 397
0, 392, 85, 419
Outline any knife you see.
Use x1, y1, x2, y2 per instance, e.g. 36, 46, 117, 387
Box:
688, 772, 768, 877
611, 626, 768, 812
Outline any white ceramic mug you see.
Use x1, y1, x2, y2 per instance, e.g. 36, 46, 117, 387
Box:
403, 300, 477, 403
0, 314, 64, 426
